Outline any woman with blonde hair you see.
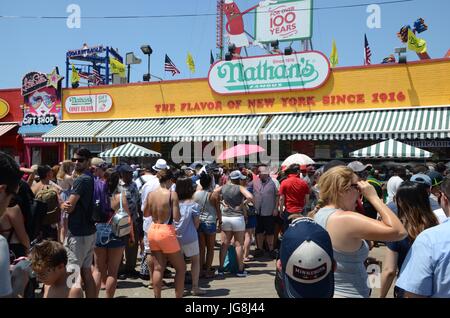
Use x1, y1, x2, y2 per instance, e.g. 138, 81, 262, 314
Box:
57, 160, 75, 242
309, 166, 406, 298
380, 181, 439, 298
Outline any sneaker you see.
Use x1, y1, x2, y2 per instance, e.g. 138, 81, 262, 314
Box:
216, 268, 225, 279
269, 249, 278, 260
253, 248, 264, 258
236, 270, 248, 277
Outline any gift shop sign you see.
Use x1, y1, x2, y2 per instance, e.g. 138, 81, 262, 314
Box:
208, 51, 330, 95
255, 0, 312, 43
65, 94, 113, 113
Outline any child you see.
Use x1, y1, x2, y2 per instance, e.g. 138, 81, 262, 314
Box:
175, 177, 206, 296
30, 240, 82, 298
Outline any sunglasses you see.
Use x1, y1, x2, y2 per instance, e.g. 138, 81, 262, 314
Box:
349, 183, 360, 191
71, 157, 86, 163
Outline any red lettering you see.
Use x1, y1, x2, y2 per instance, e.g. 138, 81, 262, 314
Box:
347, 95, 355, 103
307, 96, 316, 105
356, 94, 365, 104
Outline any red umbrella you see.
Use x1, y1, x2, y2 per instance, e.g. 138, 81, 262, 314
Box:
217, 144, 265, 161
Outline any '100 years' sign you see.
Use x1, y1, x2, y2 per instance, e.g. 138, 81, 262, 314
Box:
208, 51, 330, 95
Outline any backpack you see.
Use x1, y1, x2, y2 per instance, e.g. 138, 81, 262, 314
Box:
223, 245, 239, 274
92, 178, 110, 223
34, 186, 61, 226
110, 192, 131, 238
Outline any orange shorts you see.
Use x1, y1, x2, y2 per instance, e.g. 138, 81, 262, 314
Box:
148, 223, 180, 254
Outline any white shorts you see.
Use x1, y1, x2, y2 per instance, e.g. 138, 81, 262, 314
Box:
181, 240, 199, 258
222, 216, 245, 232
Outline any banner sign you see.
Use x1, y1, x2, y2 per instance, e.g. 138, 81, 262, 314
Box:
405, 141, 450, 148
21, 72, 49, 96
255, 0, 313, 43
65, 94, 113, 113
66, 45, 105, 59
208, 51, 330, 94
19, 68, 63, 135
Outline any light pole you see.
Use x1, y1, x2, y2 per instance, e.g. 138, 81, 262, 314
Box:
140, 44, 153, 81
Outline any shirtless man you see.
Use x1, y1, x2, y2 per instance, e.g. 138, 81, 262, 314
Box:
145, 169, 186, 298
31, 165, 62, 196
30, 240, 82, 298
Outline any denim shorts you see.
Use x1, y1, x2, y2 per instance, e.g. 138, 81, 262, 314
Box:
245, 215, 257, 229
198, 222, 217, 235
95, 223, 126, 249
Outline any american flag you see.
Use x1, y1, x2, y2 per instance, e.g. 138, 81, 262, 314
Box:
91, 67, 103, 85
164, 54, 180, 76
364, 34, 372, 65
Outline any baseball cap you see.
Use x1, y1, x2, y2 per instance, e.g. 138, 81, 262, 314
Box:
118, 164, 133, 173
426, 171, 443, 187
152, 159, 168, 172
229, 170, 247, 180
280, 217, 334, 298
347, 161, 372, 173
323, 160, 345, 173
410, 173, 432, 187
91, 157, 107, 168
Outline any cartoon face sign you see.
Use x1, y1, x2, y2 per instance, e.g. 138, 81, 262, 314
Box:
223, 1, 241, 17
28, 91, 56, 116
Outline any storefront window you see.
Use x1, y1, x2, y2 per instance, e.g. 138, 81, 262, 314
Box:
67, 143, 112, 161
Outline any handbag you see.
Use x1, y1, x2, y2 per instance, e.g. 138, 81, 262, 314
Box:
110, 192, 131, 238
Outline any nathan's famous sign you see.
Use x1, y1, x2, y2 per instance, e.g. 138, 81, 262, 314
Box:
208, 51, 330, 94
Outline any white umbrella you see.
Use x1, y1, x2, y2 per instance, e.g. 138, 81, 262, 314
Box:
281, 153, 315, 168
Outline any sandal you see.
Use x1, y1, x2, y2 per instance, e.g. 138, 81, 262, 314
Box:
192, 288, 207, 296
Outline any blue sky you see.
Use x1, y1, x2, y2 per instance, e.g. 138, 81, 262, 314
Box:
0, 0, 448, 89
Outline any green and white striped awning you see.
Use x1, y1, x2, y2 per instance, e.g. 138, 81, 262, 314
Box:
262, 107, 450, 140
96, 115, 267, 142
42, 121, 111, 142
99, 143, 161, 158
350, 139, 432, 158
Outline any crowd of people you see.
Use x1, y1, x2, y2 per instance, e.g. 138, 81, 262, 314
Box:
1, 149, 450, 298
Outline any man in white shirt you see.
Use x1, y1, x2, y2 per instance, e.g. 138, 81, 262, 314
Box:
386, 166, 406, 203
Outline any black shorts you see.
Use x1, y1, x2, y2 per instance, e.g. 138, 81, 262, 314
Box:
256, 215, 275, 235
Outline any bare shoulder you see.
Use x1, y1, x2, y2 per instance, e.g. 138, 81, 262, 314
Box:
68, 287, 83, 298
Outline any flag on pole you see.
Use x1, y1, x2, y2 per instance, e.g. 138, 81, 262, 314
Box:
364, 34, 372, 65
407, 28, 427, 54
186, 52, 195, 73
329, 40, 338, 68
164, 54, 180, 76
110, 58, 126, 77
71, 64, 80, 88
91, 67, 103, 85
210, 50, 215, 65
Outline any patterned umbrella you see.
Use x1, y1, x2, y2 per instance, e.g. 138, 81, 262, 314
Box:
99, 143, 161, 158
349, 139, 432, 158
